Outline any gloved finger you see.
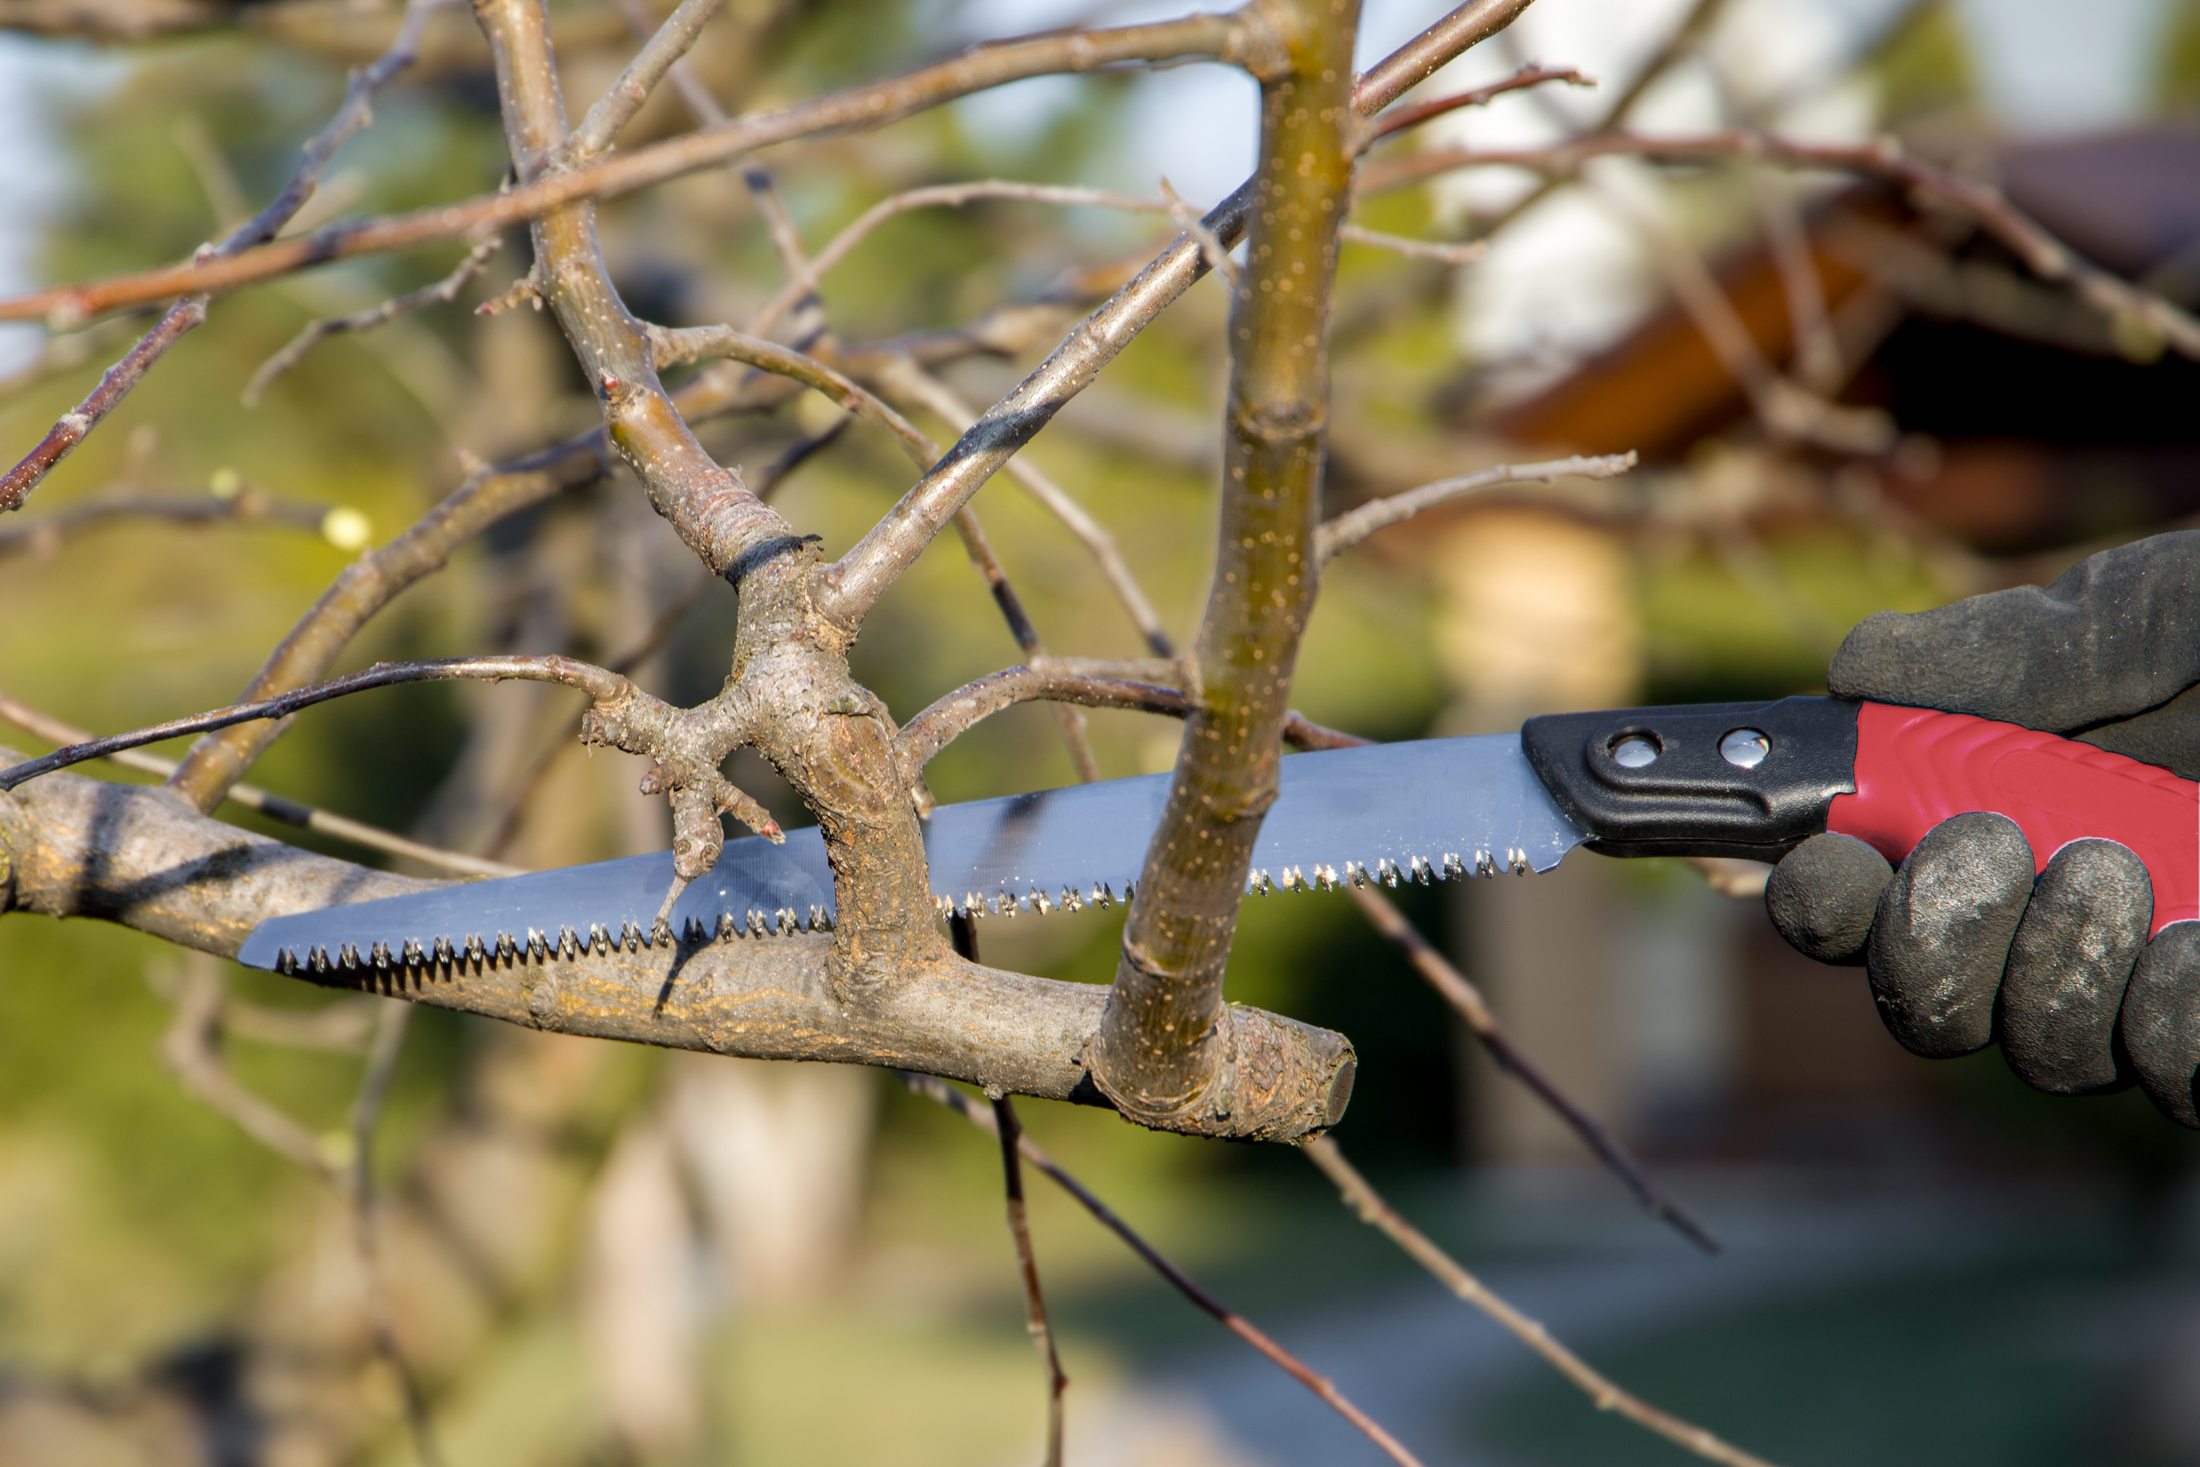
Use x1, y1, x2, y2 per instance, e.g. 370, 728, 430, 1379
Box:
2120, 922, 2200, 1128
1829, 531, 2200, 736
1765, 832, 1892, 964
1866, 812, 2032, 1058
1998, 839, 2150, 1095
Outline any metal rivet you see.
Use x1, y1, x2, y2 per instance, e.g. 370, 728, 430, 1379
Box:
1719, 727, 1770, 769
1611, 733, 1660, 768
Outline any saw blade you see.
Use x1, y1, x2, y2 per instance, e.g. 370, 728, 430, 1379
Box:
236, 733, 1587, 974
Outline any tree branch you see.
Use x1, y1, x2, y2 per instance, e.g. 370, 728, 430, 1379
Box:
565, 0, 728, 162
0, 758, 1350, 1136
1366, 63, 1592, 142
0, 689, 523, 878
0, 655, 639, 791
243, 234, 502, 405
1306, 1137, 1782, 1467
1359, 130, 2200, 361
1345, 883, 1718, 1253
0, 10, 1267, 327
1315, 453, 1635, 564
816, 0, 1536, 629
0, 0, 455, 511
905, 1072, 1426, 1467
0, 485, 335, 561
1087, 0, 1360, 1132
895, 662, 1186, 775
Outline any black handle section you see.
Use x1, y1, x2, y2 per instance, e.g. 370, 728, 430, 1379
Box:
1519, 696, 1861, 860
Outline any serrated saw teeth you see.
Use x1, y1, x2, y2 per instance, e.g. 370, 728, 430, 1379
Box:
1443, 853, 1465, 878
811, 904, 832, 932
1475, 849, 1496, 877
1508, 846, 1530, 876
1248, 868, 1271, 896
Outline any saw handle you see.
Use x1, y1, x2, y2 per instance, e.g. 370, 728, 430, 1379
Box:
1827, 701, 2197, 936
1522, 696, 2198, 934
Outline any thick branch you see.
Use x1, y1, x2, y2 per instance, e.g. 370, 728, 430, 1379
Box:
818, 0, 1534, 628
1088, 0, 1359, 1132
0, 762, 1349, 1135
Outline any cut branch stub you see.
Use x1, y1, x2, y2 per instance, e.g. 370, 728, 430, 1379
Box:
1089, 0, 1361, 1139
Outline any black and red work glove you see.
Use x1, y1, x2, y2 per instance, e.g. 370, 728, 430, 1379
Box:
1764, 531, 2200, 1123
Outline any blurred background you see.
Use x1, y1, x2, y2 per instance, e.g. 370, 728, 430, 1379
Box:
2, 0, 2200, 1461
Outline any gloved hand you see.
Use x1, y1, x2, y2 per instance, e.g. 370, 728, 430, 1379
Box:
1764, 531, 2200, 1124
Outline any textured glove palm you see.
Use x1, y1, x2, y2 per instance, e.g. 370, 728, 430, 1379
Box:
1765, 531, 2200, 1124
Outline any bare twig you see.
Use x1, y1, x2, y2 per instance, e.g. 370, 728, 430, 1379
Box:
1589, 180, 1892, 454
0, 487, 333, 560
1, 654, 634, 791
1159, 178, 1240, 286
992, 1090, 1067, 1467
1359, 130, 2200, 361
1367, 64, 1593, 142
1305, 1138, 1780, 1467
1, 10, 1263, 326
821, 0, 1540, 629
1316, 454, 1636, 564
244, 235, 502, 405
347, 1000, 446, 1467
565, 0, 729, 161
873, 357, 1176, 657
1344, 884, 1720, 1254
947, 915, 1067, 1467
903, 1072, 1426, 1467
160, 956, 333, 1172
0, 689, 523, 878
896, 661, 1185, 774
748, 181, 1174, 341
0, 0, 456, 511
0, 303, 207, 511
1335, 226, 1484, 266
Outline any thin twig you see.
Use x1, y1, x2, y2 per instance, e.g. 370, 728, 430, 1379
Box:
1315, 454, 1636, 565
992, 1090, 1067, 1467
1587, 179, 1891, 454
3, 10, 1258, 327
1335, 226, 1484, 266
874, 357, 1176, 657
749, 180, 1174, 341
896, 661, 1185, 774
0, 689, 523, 878
947, 915, 1068, 1467
0, 487, 333, 560
1159, 178, 1239, 287
1, 654, 632, 791
902, 1072, 1426, 1467
1367, 64, 1593, 141
348, 1001, 446, 1467
1304, 1137, 1781, 1467
244, 235, 502, 405
160, 957, 332, 1172
1359, 129, 2200, 361
566, 0, 729, 161
822, 0, 1542, 628
0, 0, 456, 511
1344, 884, 1720, 1254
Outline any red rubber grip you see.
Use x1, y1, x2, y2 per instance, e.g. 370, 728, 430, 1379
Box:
1827, 701, 2198, 936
